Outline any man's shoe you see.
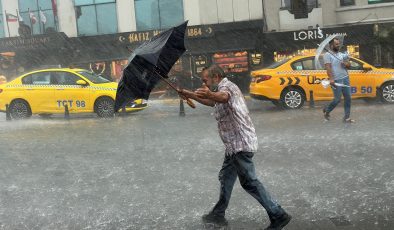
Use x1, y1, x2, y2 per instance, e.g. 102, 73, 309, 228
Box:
323, 109, 330, 121
202, 212, 228, 226
343, 118, 355, 123
265, 213, 292, 230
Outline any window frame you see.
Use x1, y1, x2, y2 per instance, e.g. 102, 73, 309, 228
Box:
134, 0, 184, 31
18, 0, 57, 35
340, 0, 355, 6
22, 72, 52, 85
51, 71, 84, 85
368, 0, 394, 4
74, 0, 118, 36
291, 57, 316, 71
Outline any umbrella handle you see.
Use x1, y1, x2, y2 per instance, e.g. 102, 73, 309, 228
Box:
155, 69, 196, 109
185, 97, 196, 108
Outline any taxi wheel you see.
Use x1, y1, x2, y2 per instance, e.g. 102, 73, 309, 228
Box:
95, 97, 115, 118
9, 99, 32, 119
280, 87, 305, 109
380, 82, 394, 103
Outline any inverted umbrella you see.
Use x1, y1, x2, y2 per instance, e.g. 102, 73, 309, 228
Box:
314, 34, 345, 70
321, 79, 350, 88
114, 21, 195, 112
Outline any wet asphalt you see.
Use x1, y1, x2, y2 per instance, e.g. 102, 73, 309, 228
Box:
0, 98, 393, 230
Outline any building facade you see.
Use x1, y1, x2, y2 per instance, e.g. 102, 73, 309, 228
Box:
0, 0, 393, 93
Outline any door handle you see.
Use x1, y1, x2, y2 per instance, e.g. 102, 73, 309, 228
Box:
301, 74, 310, 76
56, 88, 65, 90
26, 88, 34, 90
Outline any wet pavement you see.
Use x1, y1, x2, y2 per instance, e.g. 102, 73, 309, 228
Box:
0, 98, 393, 230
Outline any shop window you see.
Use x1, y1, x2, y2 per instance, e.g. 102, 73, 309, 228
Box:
347, 45, 359, 58
192, 55, 208, 74
340, 0, 355, 6
134, 0, 184, 31
212, 51, 249, 74
281, 0, 291, 9
111, 60, 128, 82
75, 0, 117, 36
250, 52, 262, 66
368, 0, 394, 4
18, 0, 57, 35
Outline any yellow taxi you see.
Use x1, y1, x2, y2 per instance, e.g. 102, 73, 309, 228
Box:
250, 55, 394, 109
0, 68, 147, 119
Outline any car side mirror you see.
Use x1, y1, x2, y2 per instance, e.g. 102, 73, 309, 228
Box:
362, 65, 373, 72
76, 80, 88, 86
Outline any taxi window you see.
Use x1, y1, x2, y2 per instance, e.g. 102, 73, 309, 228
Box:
52, 72, 82, 85
265, 58, 290, 69
22, 72, 51, 85
291, 58, 315, 70
78, 71, 110, 84
349, 59, 363, 70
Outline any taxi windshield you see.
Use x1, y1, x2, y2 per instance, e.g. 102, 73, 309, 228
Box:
78, 71, 111, 84
266, 58, 290, 69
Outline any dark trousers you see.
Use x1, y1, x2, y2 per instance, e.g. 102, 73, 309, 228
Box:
211, 152, 285, 219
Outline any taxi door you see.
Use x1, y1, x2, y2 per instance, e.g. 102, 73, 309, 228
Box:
348, 59, 375, 97
22, 72, 56, 112
290, 57, 329, 100
52, 71, 91, 113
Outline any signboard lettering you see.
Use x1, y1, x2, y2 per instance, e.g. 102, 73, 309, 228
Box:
118, 25, 214, 44
293, 27, 347, 41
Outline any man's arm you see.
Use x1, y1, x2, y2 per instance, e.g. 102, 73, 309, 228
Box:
195, 84, 230, 104
342, 61, 351, 69
325, 63, 335, 85
342, 53, 351, 69
179, 88, 215, 107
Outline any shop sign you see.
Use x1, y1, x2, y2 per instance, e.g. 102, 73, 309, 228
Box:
193, 55, 208, 73
0, 33, 67, 52
118, 25, 214, 44
293, 27, 347, 41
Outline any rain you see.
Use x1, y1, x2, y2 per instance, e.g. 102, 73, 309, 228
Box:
1, 0, 394, 229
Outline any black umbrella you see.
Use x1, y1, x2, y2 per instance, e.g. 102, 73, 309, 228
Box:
114, 21, 195, 112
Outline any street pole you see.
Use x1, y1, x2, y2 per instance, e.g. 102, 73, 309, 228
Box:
5, 10, 11, 37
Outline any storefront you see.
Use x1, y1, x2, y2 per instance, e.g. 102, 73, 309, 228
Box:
65, 19, 264, 92
260, 24, 377, 67
0, 32, 71, 81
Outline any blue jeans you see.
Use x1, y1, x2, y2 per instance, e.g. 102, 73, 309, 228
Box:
325, 78, 351, 120
211, 152, 285, 219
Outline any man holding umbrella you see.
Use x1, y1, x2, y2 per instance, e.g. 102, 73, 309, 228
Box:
323, 37, 355, 123
179, 65, 291, 230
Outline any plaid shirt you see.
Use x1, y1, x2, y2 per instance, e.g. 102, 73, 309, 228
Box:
214, 78, 258, 155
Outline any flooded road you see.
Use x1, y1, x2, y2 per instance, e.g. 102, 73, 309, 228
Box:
0, 99, 393, 229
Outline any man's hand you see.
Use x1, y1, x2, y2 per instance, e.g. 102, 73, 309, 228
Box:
195, 83, 212, 99
177, 88, 186, 99
330, 79, 336, 87
341, 61, 350, 68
